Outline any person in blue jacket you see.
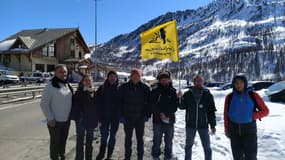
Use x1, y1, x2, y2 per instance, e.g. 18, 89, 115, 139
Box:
224, 75, 269, 160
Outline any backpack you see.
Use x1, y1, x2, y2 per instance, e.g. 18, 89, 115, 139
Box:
227, 91, 260, 112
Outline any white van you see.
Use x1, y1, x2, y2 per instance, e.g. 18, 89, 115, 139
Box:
0, 70, 19, 85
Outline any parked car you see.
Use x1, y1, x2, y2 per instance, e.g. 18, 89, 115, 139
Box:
43, 72, 53, 82
20, 71, 51, 83
217, 81, 274, 91
249, 81, 275, 91
204, 81, 225, 88
0, 70, 19, 85
217, 82, 232, 90
265, 81, 285, 103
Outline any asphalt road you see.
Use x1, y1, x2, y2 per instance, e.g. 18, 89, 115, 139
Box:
0, 99, 155, 160
0, 100, 76, 160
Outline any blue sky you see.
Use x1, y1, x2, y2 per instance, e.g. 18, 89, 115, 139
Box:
0, 0, 211, 44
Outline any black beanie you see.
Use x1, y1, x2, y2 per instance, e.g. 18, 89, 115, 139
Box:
157, 70, 171, 80
232, 75, 248, 89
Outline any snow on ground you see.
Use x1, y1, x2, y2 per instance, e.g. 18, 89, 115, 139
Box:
171, 80, 285, 160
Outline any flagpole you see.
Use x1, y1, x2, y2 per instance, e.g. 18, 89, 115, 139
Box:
172, 12, 181, 91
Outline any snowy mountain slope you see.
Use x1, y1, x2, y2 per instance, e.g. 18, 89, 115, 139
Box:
92, 0, 285, 81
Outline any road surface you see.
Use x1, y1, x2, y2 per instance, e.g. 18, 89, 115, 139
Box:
0, 99, 155, 160
0, 100, 77, 160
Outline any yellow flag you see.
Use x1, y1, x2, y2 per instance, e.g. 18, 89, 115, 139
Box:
140, 20, 179, 62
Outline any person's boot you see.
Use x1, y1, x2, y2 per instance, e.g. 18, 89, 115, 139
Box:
138, 155, 143, 160
105, 152, 113, 160
105, 155, 113, 160
96, 153, 104, 160
106, 147, 114, 160
96, 145, 106, 160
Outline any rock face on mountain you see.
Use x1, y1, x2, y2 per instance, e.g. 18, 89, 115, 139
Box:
92, 0, 285, 81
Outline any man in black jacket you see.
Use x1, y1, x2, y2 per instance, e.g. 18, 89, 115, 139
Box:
119, 68, 151, 160
178, 75, 216, 160
151, 70, 178, 160
96, 71, 120, 160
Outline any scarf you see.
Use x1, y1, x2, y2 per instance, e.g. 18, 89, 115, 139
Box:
83, 86, 95, 98
51, 76, 73, 94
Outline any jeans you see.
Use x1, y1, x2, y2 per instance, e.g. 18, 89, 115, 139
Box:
75, 119, 95, 160
124, 117, 145, 160
97, 120, 119, 159
151, 123, 174, 158
230, 133, 257, 160
47, 121, 70, 160
185, 128, 212, 160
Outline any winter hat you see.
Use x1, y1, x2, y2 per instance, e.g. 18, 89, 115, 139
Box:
130, 68, 142, 77
107, 70, 117, 78
232, 74, 248, 89
157, 70, 171, 80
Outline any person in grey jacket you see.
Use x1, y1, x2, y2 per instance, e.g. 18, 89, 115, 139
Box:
40, 64, 73, 160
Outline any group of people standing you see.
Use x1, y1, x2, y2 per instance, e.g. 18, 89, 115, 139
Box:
40, 64, 269, 160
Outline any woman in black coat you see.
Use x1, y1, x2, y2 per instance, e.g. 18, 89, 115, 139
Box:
70, 75, 98, 160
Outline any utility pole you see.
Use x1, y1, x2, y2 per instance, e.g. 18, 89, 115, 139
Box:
92, 0, 99, 81
94, 0, 98, 51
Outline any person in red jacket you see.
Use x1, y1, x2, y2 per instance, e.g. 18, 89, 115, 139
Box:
224, 75, 269, 160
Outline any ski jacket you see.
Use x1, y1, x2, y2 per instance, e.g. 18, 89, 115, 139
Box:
224, 91, 269, 136
119, 81, 151, 120
96, 81, 120, 123
71, 88, 98, 129
151, 84, 178, 124
179, 87, 216, 129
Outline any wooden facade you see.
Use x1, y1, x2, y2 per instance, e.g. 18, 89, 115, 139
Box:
0, 28, 90, 75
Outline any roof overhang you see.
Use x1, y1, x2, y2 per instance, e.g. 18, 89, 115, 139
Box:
64, 58, 81, 63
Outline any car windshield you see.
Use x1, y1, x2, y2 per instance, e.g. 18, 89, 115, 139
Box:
218, 83, 232, 90
33, 73, 42, 77
0, 71, 14, 75
43, 73, 50, 78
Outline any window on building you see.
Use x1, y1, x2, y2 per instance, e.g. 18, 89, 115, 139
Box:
35, 64, 45, 72
3, 55, 11, 65
70, 38, 75, 46
42, 46, 48, 56
79, 52, 82, 59
47, 64, 55, 72
18, 43, 25, 49
49, 43, 55, 57
42, 43, 56, 57
70, 50, 75, 58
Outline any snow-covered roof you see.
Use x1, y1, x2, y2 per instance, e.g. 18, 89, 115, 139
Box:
117, 71, 130, 76
1, 28, 90, 53
0, 39, 16, 51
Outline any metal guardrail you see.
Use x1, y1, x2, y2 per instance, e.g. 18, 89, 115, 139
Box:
0, 89, 43, 99
0, 84, 79, 104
